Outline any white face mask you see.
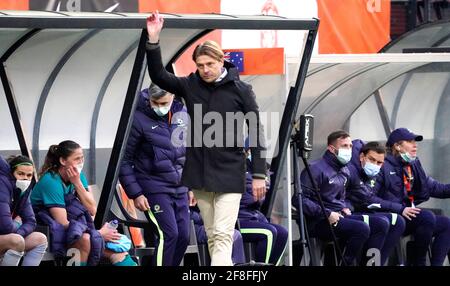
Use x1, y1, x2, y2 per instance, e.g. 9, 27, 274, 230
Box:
16, 179, 31, 193
76, 162, 84, 174
336, 148, 352, 165
363, 161, 381, 177
152, 105, 171, 117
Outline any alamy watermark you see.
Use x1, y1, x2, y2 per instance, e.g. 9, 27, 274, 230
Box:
66, 248, 81, 266
366, 248, 381, 266
170, 104, 280, 159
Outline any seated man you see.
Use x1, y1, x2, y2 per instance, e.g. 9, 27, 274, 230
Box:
372, 128, 450, 266
293, 130, 389, 266
238, 142, 288, 265
346, 140, 406, 265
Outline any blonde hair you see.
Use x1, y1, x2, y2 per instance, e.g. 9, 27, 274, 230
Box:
192, 40, 224, 62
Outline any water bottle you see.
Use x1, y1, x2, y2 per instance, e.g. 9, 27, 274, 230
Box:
107, 219, 118, 230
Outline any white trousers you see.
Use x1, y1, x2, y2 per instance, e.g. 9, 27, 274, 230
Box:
194, 189, 242, 266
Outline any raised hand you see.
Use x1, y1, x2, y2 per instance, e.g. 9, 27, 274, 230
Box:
146, 10, 164, 43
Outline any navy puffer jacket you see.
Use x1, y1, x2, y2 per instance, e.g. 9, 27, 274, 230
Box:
346, 140, 405, 213
0, 157, 36, 237
373, 154, 450, 210
119, 89, 188, 199
294, 151, 358, 221
34, 192, 104, 265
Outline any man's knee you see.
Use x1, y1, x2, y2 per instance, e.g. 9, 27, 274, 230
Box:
263, 224, 278, 237
436, 215, 450, 232
169, 226, 191, 249
178, 227, 190, 245
352, 220, 371, 239
417, 209, 436, 227
394, 215, 406, 232
372, 216, 390, 234
213, 228, 234, 243
273, 224, 288, 236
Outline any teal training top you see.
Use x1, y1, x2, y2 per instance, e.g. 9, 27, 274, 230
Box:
31, 171, 88, 208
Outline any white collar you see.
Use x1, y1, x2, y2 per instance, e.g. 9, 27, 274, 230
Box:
215, 68, 228, 82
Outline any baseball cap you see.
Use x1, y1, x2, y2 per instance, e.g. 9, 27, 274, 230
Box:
386, 128, 423, 147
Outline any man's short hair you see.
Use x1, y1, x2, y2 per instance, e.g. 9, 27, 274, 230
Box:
361, 141, 386, 156
148, 83, 169, 100
327, 130, 350, 146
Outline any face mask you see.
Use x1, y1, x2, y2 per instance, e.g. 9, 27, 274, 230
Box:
336, 148, 352, 165
16, 179, 31, 192
363, 161, 381, 177
400, 152, 416, 163
152, 105, 171, 117
76, 162, 84, 173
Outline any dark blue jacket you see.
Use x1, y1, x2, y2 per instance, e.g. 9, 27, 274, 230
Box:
294, 151, 356, 221
0, 157, 36, 237
346, 139, 405, 213
238, 160, 269, 223
119, 89, 188, 199
373, 153, 450, 211
34, 192, 104, 265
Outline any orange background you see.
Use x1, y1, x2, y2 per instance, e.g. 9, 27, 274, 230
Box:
0, 0, 28, 10
223, 48, 284, 75
138, 0, 220, 13
318, 0, 391, 53
0, 0, 392, 56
